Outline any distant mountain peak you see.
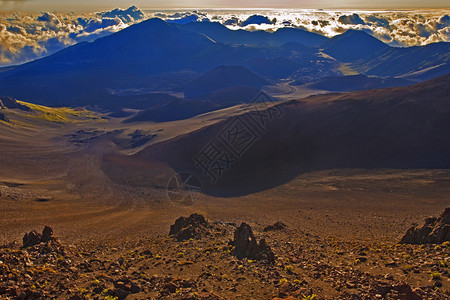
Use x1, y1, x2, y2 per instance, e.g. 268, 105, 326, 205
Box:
333, 29, 386, 44
178, 21, 327, 47
341, 29, 371, 36
142, 17, 167, 26
121, 17, 170, 33
322, 29, 389, 62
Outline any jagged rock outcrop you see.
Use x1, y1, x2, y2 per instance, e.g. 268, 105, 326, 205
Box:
263, 221, 287, 232
0, 96, 31, 111
400, 207, 450, 244
22, 226, 56, 248
231, 222, 275, 263
169, 213, 209, 241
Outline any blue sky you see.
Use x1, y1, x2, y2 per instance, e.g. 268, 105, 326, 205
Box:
2, 0, 449, 11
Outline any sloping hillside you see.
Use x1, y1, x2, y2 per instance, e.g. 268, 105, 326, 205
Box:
114, 74, 450, 196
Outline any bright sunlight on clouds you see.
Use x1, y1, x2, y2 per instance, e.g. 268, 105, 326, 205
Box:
0, 6, 449, 66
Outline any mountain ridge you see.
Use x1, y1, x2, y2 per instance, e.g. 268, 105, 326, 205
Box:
0, 18, 448, 109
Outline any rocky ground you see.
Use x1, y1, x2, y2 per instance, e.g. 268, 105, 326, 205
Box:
0, 212, 449, 300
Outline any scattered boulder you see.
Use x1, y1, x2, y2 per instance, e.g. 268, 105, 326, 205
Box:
264, 221, 287, 232
370, 282, 421, 299
400, 207, 450, 244
157, 277, 198, 297
41, 225, 54, 243
22, 226, 56, 248
113, 277, 141, 299
391, 282, 421, 300
169, 213, 209, 241
230, 222, 275, 263
22, 230, 41, 248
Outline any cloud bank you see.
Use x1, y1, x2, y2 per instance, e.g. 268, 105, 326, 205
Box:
0, 6, 145, 66
0, 8, 449, 66
163, 9, 450, 47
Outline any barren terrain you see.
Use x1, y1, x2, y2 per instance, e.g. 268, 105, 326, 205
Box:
0, 96, 449, 299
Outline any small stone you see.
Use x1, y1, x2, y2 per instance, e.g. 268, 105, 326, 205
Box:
356, 257, 367, 262
164, 282, 177, 293
384, 274, 394, 280
263, 222, 287, 232
385, 261, 397, 267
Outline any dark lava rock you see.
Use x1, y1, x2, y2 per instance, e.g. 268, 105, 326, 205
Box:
263, 221, 287, 232
113, 277, 141, 297
370, 282, 421, 299
41, 226, 54, 243
400, 207, 450, 244
176, 225, 197, 241
0, 112, 10, 123
230, 222, 275, 263
169, 213, 209, 241
391, 282, 421, 300
22, 226, 56, 248
22, 230, 42, 248
68, 296, 85, 300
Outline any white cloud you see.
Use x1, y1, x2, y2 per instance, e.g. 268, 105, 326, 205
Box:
365, 15, 390, 28
437, 15, 450, 29
37, 12, 62, 30
166, 14, 200, 24
0, 6, 145, 66
97, 5, 144, 23
0, 23, 44, 64
80, 17, 124, 33
164, 11, 209, 24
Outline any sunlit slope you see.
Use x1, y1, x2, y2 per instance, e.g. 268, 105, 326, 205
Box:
1, 101, 106, 127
